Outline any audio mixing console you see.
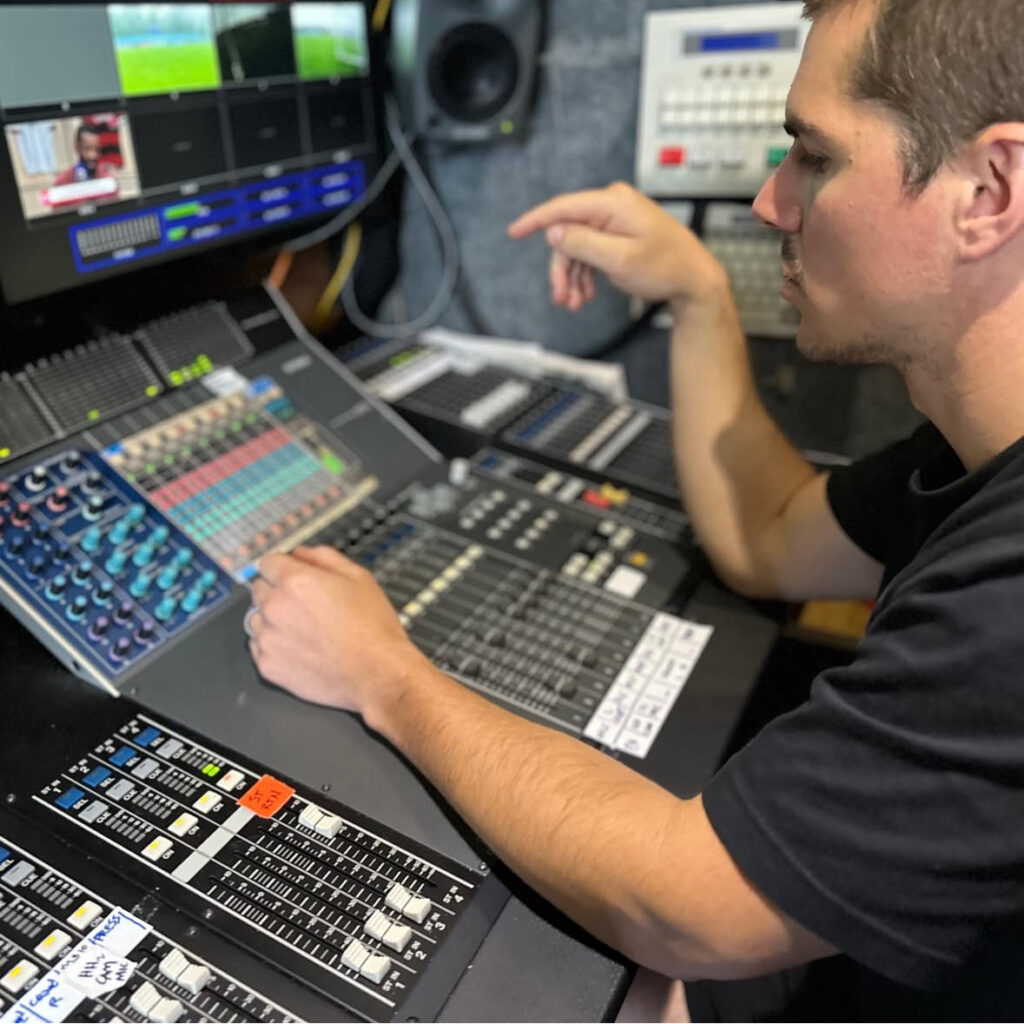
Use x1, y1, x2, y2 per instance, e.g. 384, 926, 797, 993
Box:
0, 449, 232, 691
0, 682, 505, 1024
337, 338, 682, 506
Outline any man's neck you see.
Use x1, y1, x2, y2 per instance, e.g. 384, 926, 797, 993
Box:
907, 294, 1024, 471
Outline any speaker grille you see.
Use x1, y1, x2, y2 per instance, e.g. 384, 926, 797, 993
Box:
427, 22, 520, 123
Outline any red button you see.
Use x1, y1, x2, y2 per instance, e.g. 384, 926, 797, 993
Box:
582, 489, 612, 510
659, 146, 687, 167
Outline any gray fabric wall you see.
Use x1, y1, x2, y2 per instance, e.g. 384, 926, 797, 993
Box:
395, 0, 922, 457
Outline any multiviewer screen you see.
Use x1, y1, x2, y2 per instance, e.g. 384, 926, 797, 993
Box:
0, 2, 377, 303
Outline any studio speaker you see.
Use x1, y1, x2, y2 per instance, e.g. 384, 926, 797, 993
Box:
391, 0, 543, 142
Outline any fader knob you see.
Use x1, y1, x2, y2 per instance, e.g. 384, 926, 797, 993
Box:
81, 526, 103, 553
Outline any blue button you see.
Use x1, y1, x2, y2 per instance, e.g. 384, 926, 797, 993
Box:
0, 845, 9, 865
181, 588, 203, 615
137, 726, 161, 747
83, 766, 111, 787
110, 746, 134, 767
56, 787, 85, 810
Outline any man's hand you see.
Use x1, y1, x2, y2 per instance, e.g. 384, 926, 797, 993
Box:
507, 181, 727, 312
248, 546, 429, 716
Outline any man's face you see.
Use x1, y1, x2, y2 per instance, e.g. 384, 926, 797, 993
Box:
77, 132, 101, 173
752, 0, 957, 368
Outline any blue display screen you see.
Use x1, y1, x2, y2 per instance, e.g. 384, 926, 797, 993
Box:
689, 31, 790, 53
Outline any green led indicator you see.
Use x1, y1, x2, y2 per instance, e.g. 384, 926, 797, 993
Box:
87, 409, 101, 421
146, 463, 156, 474
145, 384, 160, 397
322, 453, 345, 475
202, 763, 220, 777
164, 454, 175, 466
167, 226, 188, 242
169, 370, 185, 387
500, 119, 515, 135
0, 448, 10, 460
165, 201, 201, 221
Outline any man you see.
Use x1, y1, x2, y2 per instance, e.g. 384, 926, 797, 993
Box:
247, 0, 1024, 1016
54, 123, 115, 186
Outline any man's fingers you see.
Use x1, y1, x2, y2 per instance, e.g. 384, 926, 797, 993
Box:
251, 578, 272, 609
550, 223, 627, 277
550, 251, 574, 306
258, 552, 298, 586
507, 189, 617, 239
292, 545, 353, 574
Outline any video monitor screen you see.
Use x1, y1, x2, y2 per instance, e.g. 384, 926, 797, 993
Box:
0, 2, 378, 304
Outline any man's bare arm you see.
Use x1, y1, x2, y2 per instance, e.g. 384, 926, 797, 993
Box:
251, 548, 836, 980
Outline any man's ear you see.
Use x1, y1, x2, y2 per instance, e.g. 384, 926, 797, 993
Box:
954, 124, 1024, 260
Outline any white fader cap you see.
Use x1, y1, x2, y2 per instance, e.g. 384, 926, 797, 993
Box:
448, 458, 470, 487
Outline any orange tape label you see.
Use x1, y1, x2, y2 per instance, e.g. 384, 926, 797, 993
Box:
238, 774, 295, 818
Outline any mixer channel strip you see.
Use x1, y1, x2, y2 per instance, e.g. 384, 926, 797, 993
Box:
0, 832, 302, 1023
35, 716, 498, 1023
101, 379, 377, 580
0, 450, 232, 689
318, 513, 671, 735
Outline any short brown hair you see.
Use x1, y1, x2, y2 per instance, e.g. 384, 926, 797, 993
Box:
803, 0, 1024, 190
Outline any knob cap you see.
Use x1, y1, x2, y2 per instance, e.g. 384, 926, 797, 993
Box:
12, 502, 30, 527
67, 595, 89, 621
82, 470, 102, 492
136, 619, 156, 642
72, 560, 93, 584
89, 615, 111, 638
93, 580, 113, 606
114, 600, 134, 623
112, 636, 132, 660
81, 526, 103, 552
60, 451, 82, 472
46, 487, 69, 514
84, 495, 104, 520
0, 481, 10, 505
27, 551, 47, 576
46, 574, 69, 600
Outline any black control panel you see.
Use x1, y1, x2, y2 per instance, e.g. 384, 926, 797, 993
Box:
0, 681, 505, 1024
336, 338, 682, 506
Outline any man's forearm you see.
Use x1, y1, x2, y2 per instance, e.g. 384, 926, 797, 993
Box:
366, 658, 726, 976
669, 282, 818, 596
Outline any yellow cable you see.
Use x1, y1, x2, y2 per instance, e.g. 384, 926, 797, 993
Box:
371, 0, 394, 34
313, 221, 364, 331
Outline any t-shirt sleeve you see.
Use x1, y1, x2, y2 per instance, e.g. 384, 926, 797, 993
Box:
702, 492, 1024, 988
825, 423, 938, 566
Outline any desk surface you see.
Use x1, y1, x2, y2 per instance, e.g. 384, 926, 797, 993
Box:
0, 579, 776, 1022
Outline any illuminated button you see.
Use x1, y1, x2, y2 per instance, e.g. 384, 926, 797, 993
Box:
181, 588, 203, 615
67, 900, 103, 930
110, 519, 131, 545
81, 525, 103, 552
659, 145, 686, 166
402, 601, 424, 617
198, 569, 217, 592
148, 525, 170, 548
442, 566, 460, 582
129, 571, 153, 599
611, 527, 635, 551
174, 547, 194, 568
467, 544, 484, 560
429, 578, 448, 593
192, 790, 220, 814
35, 928, 73, 962
157, 565, 180, 590
142, 835, 173, 861
155, 596, 178, 622
216, 768, 245, 792
127, 503, 146, 524
168, 812, 198, 837
1, 959, 39, 994
314, 812, 343, 839
177, 963, 213, 995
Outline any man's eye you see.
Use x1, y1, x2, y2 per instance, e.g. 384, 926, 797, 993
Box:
791, 143, 830, 173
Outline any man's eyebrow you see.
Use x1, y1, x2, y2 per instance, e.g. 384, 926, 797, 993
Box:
783, 113, 835, 145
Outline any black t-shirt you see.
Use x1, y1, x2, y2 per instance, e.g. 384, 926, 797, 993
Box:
700, 423, 1024, 1020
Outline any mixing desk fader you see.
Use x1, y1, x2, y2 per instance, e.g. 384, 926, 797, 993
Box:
1, 682, 506, 1024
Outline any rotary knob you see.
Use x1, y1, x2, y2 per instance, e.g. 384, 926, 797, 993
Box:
25, 464, 48, 492
46, 487, 70, 514
11, 502, 30, 528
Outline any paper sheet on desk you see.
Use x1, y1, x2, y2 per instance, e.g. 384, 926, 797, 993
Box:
420, 328, 630, 401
